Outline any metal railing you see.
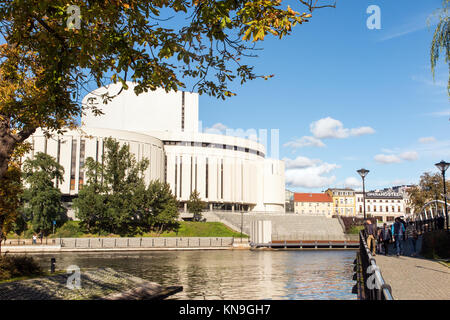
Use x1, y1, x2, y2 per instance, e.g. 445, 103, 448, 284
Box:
1, 237, 234, 249
357, 231, 393, 300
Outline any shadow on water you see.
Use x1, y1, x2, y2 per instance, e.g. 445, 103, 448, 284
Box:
29, 250, 357, 300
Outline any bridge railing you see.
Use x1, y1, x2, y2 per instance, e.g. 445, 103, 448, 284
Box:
358, 231, 393, 300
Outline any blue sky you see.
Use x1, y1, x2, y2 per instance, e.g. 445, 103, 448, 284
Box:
196, 0, 450, 192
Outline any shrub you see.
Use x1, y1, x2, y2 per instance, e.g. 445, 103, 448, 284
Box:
421, 230, 450, 259
53, 221, 85, 238
0, 255, 43, 281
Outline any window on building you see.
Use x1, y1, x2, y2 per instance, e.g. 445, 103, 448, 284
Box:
179, 156, 182, 197
205, 157, 208, 198
70, 139, 77, 190
175, 156, 178, 196
221, 159, 224, 199
78, 139, 85, 190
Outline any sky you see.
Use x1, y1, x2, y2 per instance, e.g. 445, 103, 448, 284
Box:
195, 0, 450, 193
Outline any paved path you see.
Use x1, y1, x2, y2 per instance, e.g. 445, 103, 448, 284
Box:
376, 255, 450, 300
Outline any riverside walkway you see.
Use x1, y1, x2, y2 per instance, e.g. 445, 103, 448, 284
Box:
375, 255, 450, 300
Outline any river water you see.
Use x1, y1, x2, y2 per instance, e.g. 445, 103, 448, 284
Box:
31, 250, 357, 300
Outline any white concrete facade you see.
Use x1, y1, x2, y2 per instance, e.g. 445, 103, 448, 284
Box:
24, 83, 285, 213
25, 127, 165, 195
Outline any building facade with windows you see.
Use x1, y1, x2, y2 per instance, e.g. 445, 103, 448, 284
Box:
23, 82, 285, 213
355, 190, 404, 222
294, 193, 333, 217
325, 188, 356, 216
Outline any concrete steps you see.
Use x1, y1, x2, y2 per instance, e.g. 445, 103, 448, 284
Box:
209, 212, 349, 241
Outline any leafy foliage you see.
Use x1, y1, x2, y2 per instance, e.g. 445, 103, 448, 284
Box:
0, 0, 334, 180
187, 190, 205, 221
407, 172, 450, 214
21, 152, 68, 236
143, 180, 180, 235
0, 162, 22, 244
74, 138, 148, 235
0, 256, 43, 281
429, 0, 449, 95
74, 138, 179, 236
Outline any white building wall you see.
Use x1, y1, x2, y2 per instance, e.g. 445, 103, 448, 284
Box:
24, 84, 286, 213
82, 82, 198, 133
24, 127, 165, 195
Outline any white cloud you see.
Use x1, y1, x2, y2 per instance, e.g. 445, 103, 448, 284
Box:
310, 117, 375, 139
283, 136, 325, 149
343, 177, 362, 189
399, 151, 419, 161
350, 126, 376, 136
283, 156, 321, 169
428, 109, 450, 117
374, 154, 402, 164
204, 122, 228, 134
418, 136, 437, 144
374, 151, 419, 164
284, 156, 340, 188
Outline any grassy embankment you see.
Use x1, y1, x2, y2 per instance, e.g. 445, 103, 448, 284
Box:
7, 221, 248, 239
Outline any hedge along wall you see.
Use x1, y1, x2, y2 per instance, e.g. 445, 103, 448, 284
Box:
421, 230, 450, 259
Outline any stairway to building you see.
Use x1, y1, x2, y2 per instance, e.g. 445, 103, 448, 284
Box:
206, 211, 351, 241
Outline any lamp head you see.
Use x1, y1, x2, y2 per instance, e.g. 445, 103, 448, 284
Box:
357, 168, 370, 178
435, 160, 450, 173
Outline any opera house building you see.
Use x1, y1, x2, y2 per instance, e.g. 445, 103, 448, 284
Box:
24, 82, 285, 214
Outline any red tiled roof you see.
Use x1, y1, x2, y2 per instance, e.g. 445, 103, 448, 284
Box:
294, 193, 332, 203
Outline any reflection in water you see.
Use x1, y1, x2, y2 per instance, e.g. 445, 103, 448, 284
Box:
30, 250, 357, 300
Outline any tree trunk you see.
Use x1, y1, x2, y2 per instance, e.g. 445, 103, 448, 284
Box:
0, 118, 36, 179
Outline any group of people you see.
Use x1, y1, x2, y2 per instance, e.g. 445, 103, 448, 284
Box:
364, 217, 419, 257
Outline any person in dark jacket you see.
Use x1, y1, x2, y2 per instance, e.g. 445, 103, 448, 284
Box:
364, 220, 377, 256
391, 217, 406, 256
379, 223, 392, 255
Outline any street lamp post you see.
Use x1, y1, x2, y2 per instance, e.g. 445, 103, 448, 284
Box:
435, 160, 449, 231
357, 168, 370, 220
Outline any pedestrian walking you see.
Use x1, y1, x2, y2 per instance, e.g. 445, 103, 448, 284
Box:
391, 217, 406, 256
364, 219, 377, 256
379, 223, 392, 255
32, 234, 37, 245
406, 222, 419, 257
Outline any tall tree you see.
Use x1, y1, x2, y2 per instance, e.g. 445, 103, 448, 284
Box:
74, 137, 149, 236
187, 190, 205, 222
0, 161, 22, 253
143, 180, 179, 235
0, 0, 335, 180
22, 152, 67, 236
430, 0, 449, 95
407, 172, 450, 215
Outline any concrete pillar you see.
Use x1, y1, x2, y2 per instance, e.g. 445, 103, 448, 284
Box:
184, 202, 187, 213
232, 205, 235, 212
209, 203, 213, 211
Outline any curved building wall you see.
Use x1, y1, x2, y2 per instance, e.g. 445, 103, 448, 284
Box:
82, 82, 199, 133
24, 127, 165, 195
25, 84, 285, 213
145, 131, 284, 212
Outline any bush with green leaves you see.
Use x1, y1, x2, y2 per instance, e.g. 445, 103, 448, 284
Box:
74, 138, 179, 236
21, 152, 68, 236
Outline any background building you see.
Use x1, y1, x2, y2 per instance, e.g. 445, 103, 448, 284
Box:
24, 82, 285, 214
355, 190, 404, 222
325, 188, 356, 216
294, 193, 333, 217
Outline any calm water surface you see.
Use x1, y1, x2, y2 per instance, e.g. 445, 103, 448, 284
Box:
31, 250, 357, 300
